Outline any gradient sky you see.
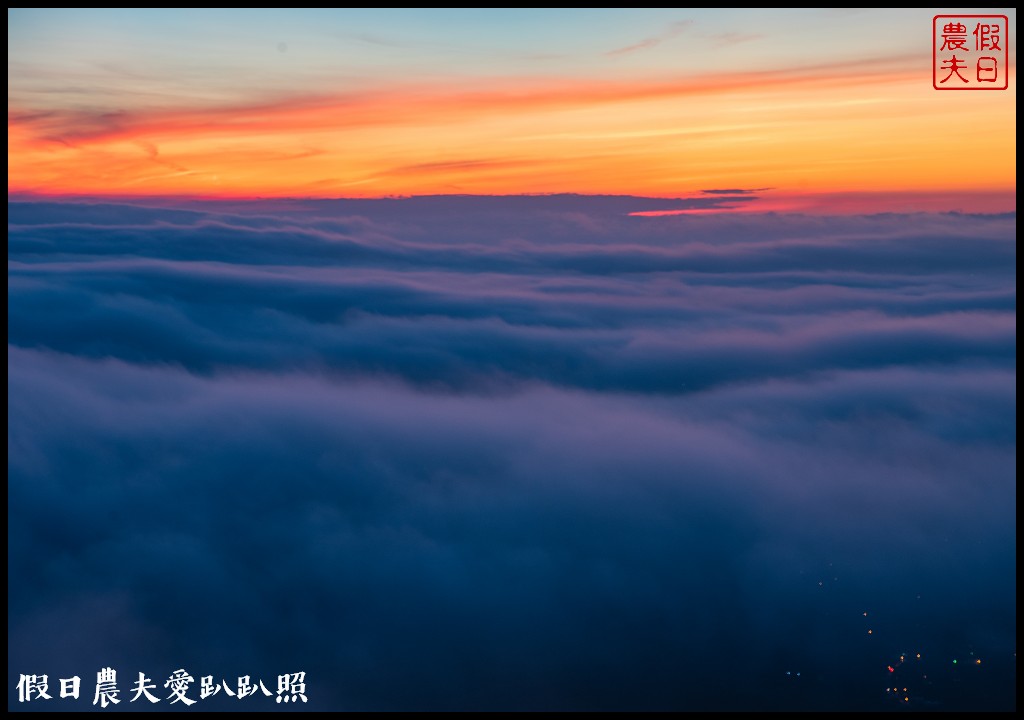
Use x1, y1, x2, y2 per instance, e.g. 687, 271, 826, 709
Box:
7, 9, 1018, 209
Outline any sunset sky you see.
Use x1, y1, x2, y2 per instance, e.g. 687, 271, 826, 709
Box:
9, 9, 1017, 712
7, 9, 1017, 210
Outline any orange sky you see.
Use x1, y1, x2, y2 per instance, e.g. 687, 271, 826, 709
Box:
7, 9, 1017, 209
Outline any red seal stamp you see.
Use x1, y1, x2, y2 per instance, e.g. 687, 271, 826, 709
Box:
933, 15, 1009, 90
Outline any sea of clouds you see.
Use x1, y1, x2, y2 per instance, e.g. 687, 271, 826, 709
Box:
8, 198, 1016, 710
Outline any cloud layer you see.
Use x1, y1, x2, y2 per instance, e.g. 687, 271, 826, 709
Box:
8, 198, 1016, 710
